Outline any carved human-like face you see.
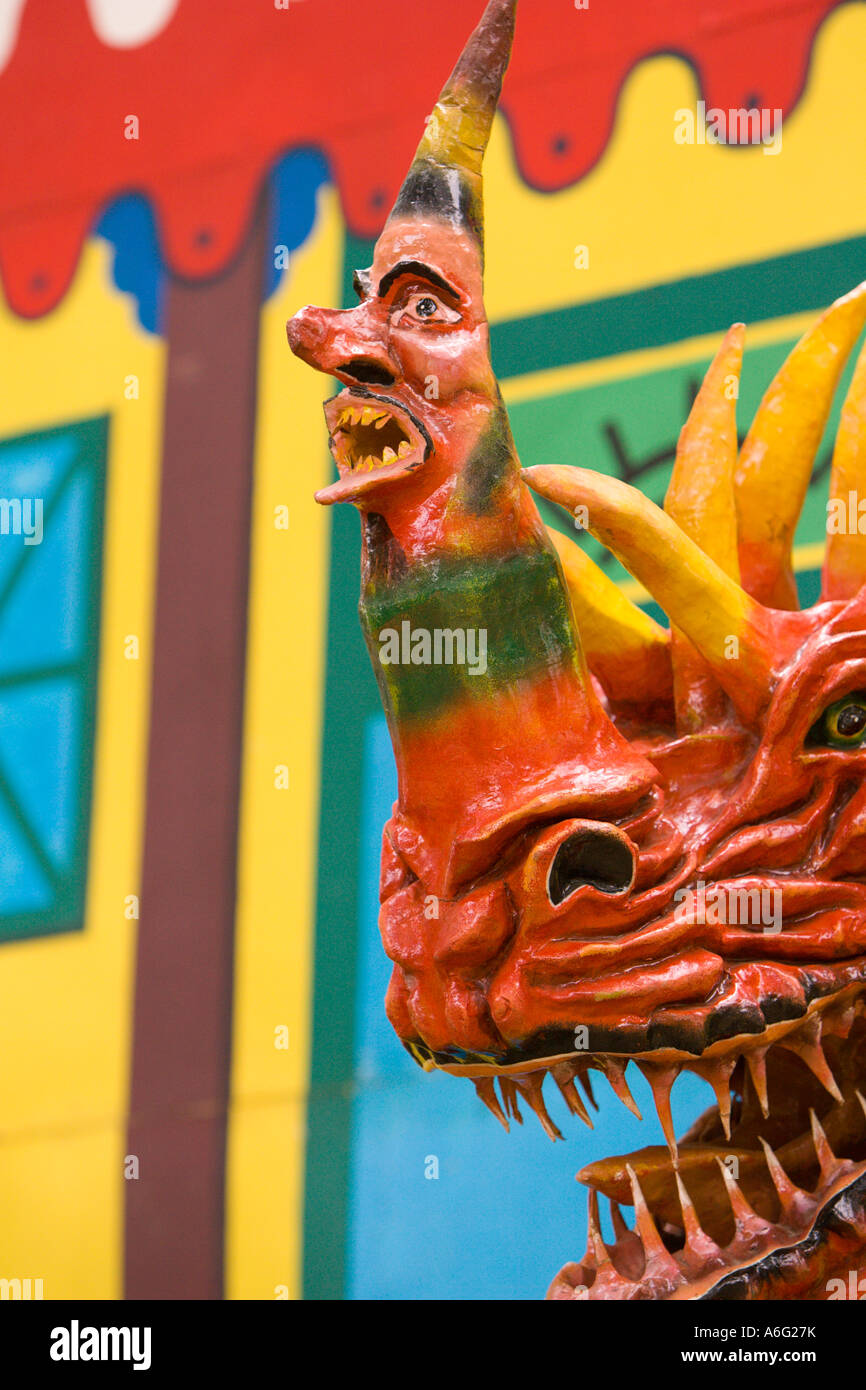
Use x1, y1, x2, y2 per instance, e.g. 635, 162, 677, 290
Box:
288, 217, 500, 520
288, 0, 866, 1303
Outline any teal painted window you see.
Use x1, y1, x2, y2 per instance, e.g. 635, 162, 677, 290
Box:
0, 417, 108, 943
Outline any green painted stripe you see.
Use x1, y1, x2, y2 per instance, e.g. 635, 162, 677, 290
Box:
491, 234, 866, 381
362, 548, 577, 720
302, 234, 378, 1302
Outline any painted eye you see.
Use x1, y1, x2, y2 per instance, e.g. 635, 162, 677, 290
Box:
398, 292, 460, 326
811, 692, 866, 748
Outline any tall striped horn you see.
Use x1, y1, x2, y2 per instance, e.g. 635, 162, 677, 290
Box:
524, 466, 805, 725
823, 337, 866, 602
735, 282, 866, 610
387, 0, 517, 255
665, 325, 744, 730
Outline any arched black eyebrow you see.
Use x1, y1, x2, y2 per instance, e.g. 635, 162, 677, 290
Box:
377, 260, 461, 302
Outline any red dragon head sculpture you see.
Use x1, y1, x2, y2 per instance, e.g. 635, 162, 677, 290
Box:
288, 0, 866, 1301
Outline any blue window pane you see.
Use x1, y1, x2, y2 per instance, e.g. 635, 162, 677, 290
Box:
0, 418, 107, 942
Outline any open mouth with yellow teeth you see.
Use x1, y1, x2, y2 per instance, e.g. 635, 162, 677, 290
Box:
315, 390, 431, 505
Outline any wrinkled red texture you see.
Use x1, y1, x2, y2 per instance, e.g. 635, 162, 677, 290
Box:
0, 0, 844, 317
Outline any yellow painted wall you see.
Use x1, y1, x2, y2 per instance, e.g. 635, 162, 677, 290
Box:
2, 0, 866, 1301
0, 241, 164, 1298
485, 4, 866, 322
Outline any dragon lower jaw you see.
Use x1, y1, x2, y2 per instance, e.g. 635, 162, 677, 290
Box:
469, 988, 866, 1300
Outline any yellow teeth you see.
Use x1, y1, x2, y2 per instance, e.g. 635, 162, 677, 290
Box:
335, 401, 417, 474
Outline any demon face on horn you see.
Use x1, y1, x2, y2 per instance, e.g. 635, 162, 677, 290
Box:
288, 0, 866, 1300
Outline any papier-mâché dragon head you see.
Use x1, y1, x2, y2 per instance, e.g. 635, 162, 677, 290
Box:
288, 0, 866, 1301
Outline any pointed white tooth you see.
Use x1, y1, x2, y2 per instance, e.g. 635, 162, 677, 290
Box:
809, 1109, 845, 1183
577, 1067, 599, 1111
550, 1062, 593, 1129
714, 1158, 773, 1246
674, 1170, 726, 1277
636, 1062, 680, 1159
626, 1164, 683, 1286
745, 1048, 770, 1119
603, 1059, 642, 1120
513, 1072, 564, 1142
497, 1077, 523, 1126
586, 1189, 610, 1267
758, 1138, 812, 1223
690, 1057, 736, 1141
777, 1015, 843, 1104
473, 1078, 509, 1133
382, 447, 397, 463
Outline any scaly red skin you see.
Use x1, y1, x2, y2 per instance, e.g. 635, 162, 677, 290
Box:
288, 0, 866, 1299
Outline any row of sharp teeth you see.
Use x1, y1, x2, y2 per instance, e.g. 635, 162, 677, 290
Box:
338, 406, 391, 428
468, 992, 866, 1298
471, 993, 862, 1152
560, 1095, 866, 1301
350, 442, 412, 472
337, 404, 413, 473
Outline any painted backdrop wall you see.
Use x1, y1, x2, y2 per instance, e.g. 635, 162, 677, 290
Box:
0, 0, 864, 1300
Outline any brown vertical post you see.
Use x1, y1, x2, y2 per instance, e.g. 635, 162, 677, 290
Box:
124, 196, 267, 1299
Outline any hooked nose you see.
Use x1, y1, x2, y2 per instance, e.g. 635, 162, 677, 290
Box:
286, 304, 329, 360
547, 826, 636, 904
286, 304, 397, 386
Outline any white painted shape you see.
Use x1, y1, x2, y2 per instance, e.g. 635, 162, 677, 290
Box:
0, 0, 27, 73
86, 0, 180, 48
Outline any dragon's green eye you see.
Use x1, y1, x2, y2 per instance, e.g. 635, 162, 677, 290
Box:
811, 692, 866, 748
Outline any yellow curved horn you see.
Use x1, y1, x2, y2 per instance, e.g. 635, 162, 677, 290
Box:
525, 466, 803, 725
665, 324, 744, 729
735, 282, 866, 610
823, 337, 866, 602
546, 527, 673, 717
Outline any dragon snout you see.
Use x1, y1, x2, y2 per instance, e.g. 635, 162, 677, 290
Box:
547, 825, 636, 904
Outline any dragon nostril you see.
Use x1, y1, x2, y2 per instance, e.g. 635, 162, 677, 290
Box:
547, 829, 635, 905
